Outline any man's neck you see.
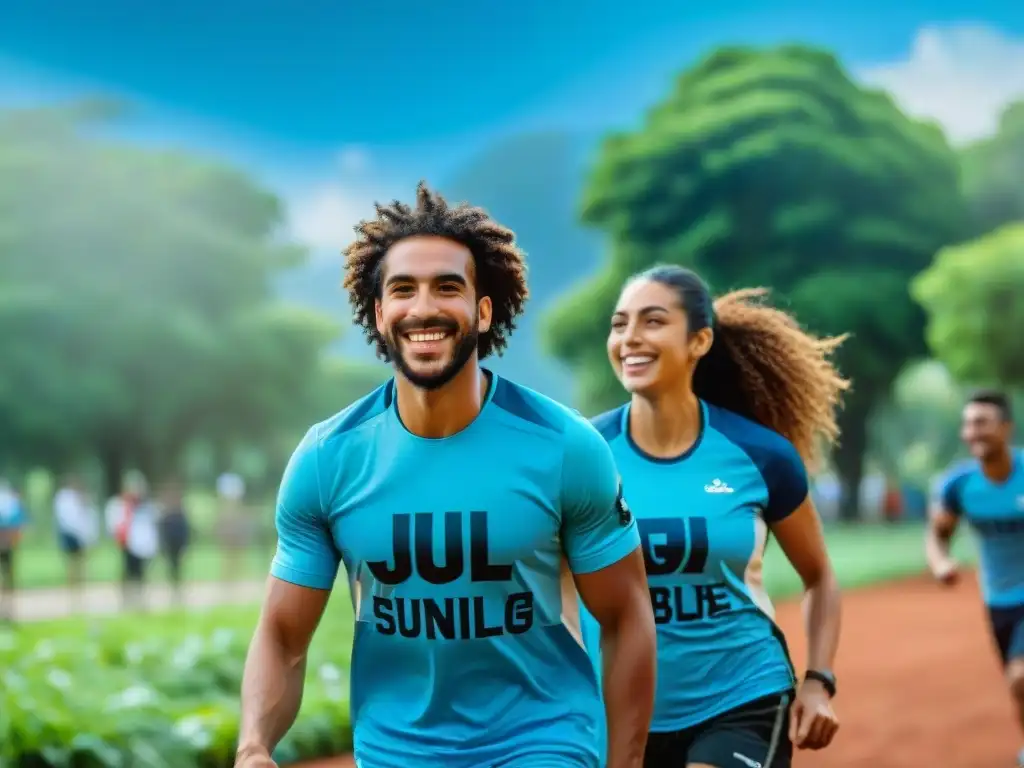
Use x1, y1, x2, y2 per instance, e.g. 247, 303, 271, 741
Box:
981, 446, 1015, 483
395, 361, 489, 439
629, 388, 702, 459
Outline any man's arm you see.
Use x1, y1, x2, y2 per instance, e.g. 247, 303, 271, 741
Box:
561, 419, 655, 768
237, 427, 341, 765
925, 471, 964, 584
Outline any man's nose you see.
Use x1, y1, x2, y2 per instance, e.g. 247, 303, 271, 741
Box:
408, 286, 437, 318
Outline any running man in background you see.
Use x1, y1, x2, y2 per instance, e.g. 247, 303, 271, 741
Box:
927, 390, 1024, 768
237, 183, 656, 768
588, 266, 845, 768
0, 479, 26, 623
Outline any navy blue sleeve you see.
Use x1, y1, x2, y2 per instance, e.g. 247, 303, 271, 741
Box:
760, 437, 810, 524
936, 469, 968, 516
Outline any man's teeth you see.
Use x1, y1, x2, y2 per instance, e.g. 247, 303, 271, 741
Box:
623, 355, 654, 365
408, 331, 447, 342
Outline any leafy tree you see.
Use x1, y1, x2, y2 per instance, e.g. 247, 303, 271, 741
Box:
868, 360, 964, 489
545, 45, 967, 518
0, 103, 342, 494
913, 222, 1024, 387
961, 101, 1024, 237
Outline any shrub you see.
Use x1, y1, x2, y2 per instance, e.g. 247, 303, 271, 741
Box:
0, 600, 354, 767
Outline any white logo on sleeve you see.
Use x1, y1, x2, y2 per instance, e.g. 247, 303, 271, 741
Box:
704, 478, 735, 494
732, 753, 762, 768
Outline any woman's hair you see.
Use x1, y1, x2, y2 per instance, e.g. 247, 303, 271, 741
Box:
638, 264, 850, 469
342, 182, 529, 360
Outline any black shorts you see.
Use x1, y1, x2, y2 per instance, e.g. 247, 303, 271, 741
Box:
988, 603, 1024, 666
645, 691, 793, 768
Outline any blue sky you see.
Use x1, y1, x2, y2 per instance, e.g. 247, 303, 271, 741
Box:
2, 0, 1023, 252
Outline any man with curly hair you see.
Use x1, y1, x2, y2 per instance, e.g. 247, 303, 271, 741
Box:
236, 183, 656, 768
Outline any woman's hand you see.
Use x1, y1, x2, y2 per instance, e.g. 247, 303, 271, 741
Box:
789, 678, 839, 750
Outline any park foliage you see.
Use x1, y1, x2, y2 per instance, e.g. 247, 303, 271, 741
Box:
0, 602, 354, 767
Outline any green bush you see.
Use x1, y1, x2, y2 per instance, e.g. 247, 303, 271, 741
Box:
0, 601, 354, 767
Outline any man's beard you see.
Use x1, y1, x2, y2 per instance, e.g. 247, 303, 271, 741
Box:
386, 315, 480, 391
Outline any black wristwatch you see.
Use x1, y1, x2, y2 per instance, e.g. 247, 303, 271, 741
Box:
804, 669, 837, 698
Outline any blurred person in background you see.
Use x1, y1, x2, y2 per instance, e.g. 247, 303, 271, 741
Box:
927, 389, 1024, 768
0, 479, 26, 623
105, 472, 159, 611
236, 184, 655, 768
53, 473, 99, 610
215, 471, 250, 592
587, 266, 846, 768
158, 478, 191, 604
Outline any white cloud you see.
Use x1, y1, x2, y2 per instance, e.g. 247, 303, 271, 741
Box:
288, 184, 374, 253
859, 24, 1024, 144
336, 145, 370, 174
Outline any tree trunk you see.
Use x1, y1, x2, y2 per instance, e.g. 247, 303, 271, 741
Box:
833, 393, 874, 522
97, 440, 127, 501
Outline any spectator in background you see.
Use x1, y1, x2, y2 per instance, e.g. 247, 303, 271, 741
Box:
105, 473, 159, 611
215, 471, 250, 593
53, 474, 98, 611
0, 479, 26, 623
157, 479, 191, 605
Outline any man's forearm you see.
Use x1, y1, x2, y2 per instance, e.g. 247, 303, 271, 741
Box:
602, 616, 656, 768
237, 621, 308, 757
925, 526, 952, 571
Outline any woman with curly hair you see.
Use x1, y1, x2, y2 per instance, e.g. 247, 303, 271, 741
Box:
588, 264, 848, 768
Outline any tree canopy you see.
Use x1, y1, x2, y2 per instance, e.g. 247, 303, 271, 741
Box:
544, 45, 967, 517
913, 222, 1024, 388
0, 103, 372, 492
961, 100, 1024, 237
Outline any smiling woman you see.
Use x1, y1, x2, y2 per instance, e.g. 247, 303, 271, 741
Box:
584, 264, 850, 768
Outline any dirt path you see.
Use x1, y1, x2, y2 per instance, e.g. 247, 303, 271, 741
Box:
11, 580, 265, 621
293, 575, 1020, 768
783, 575, 1017, 768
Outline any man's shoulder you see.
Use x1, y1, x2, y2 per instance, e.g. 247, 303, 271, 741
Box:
314, 380, 395, 444
488, 376, 583, 437
941, 458, 980, 487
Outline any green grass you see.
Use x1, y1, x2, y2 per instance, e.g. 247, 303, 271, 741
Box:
763, 520, 977, 599
14, 541, 274, 589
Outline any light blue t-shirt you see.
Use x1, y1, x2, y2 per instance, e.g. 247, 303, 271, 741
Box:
585, 401, 804, 734
271, 372, 641, 768
937, 449, 1024, 608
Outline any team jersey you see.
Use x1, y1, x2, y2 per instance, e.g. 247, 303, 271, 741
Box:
271, 372, 640, 768
585, 400, 805, 733
937, 449, 1024, 608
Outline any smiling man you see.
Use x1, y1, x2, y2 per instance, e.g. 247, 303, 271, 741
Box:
927, 389, 1024, 768
235, 183, 655, 768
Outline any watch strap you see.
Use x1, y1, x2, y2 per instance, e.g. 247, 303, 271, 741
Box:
804, 669, 836, 697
